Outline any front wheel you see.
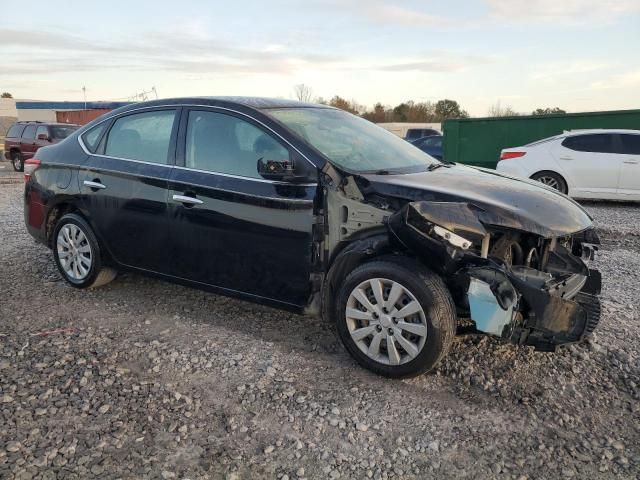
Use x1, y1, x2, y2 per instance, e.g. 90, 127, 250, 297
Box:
52, 213, 117, 288
11, 152, 23, 172
334, 257, 457, 378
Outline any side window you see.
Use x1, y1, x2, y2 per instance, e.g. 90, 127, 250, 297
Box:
619, 134, 640, 155
81, 122, 108, 153
36, 126, 49, 139
105, 110, 176, 164
562, 134, 614, 154
185, 110, 289, 178
22, 125, 37, 140
6, 124, 25, 138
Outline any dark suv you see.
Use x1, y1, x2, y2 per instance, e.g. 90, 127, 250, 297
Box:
4, 121, 79, 171
23, 97, 601, 378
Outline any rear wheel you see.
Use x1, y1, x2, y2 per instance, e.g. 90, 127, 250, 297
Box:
11, 151, 23, 172
334, 257, 457, 378
52, 213, 117, 288
531, 171, 567, 194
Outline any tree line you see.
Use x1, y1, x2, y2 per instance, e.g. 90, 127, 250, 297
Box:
293, 84, 566, 122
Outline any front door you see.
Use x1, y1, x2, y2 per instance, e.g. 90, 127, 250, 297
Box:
78, 108, 179, 272
551, 133, 620, 198
617, 133, 640, 199
167, 108, 317, 307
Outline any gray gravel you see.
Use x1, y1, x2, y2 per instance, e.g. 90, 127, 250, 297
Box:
1, 184, 639, 479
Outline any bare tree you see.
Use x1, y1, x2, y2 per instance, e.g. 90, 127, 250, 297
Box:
487, 100, 519, 117
293, 84, 314, 103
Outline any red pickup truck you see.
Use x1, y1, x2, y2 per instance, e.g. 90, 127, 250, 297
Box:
4, 121, 79, 171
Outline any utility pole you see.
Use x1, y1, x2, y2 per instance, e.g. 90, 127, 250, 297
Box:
82, 86, 87, 110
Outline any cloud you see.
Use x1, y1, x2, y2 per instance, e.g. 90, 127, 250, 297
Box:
591, 70, 640, 89
485, 0, 640, 24
375, 52, 496, 73
362, 4, 447, 27
530, 60, 612, 82
0, 27, 341, 78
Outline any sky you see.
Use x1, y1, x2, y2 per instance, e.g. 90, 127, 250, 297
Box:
1, 0, 639, 116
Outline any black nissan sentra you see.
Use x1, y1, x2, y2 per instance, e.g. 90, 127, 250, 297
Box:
24, 97, 601, 378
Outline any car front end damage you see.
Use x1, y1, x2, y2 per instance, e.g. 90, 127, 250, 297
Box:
387, 201, 601, 351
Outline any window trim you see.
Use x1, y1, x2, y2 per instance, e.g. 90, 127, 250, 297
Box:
76, 103, 317, 175
178, 106, 292, 180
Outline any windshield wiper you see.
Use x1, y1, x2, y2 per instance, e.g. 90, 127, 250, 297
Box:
373, 169, 391, 175
427, 163, 450, 171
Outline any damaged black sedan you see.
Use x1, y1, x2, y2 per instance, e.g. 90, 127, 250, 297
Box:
24, 97, 601, 378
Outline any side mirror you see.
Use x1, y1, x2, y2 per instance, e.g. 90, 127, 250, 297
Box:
37, 133, 50, 142
257, 158, 295, 181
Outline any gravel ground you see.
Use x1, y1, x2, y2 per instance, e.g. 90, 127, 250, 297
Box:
0, 183, 638, 479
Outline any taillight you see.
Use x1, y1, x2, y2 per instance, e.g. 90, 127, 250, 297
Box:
24, 158, 41, 182
500, 151, 526, 161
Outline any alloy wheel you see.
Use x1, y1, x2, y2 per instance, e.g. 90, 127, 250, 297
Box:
345, 278, 428, 366
57, 224, 92, 280
536, 175, 560, 190
12, 155, 22, 171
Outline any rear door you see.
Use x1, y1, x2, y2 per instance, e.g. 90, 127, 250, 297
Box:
551, 133, 620, 198
616, 133, 640, 198
167, 107, 317, 307
35, 125, 51, 150
20, 124, 38, 159
78, 108, 179, 272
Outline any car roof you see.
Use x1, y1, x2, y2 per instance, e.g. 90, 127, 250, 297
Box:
564, 128, 640, 135
15, 121, 80, 126
112, 96, 331, 114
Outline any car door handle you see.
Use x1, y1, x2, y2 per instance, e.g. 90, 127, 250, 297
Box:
172, 194, 203, 206
83, 180, 107, 190
623, 159, 639, 164
559, 156, 573, 160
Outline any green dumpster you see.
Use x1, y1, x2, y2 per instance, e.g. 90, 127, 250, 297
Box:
443, 109, 640, 169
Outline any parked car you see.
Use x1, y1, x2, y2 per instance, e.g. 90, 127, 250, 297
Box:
497, 129, 640, 200
404, 127, 441, 142
24, 97, 601, 378
411, 135, 443, 160
4, 121, 79, 172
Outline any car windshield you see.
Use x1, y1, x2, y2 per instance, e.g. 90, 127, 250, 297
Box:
50, 126, 78, 139
267, 108, 439, 173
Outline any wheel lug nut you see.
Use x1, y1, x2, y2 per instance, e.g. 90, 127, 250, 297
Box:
388, 328, 394, 335
376, 325, 382, 332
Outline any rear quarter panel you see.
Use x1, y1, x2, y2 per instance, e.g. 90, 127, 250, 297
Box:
24, 138, 88, 245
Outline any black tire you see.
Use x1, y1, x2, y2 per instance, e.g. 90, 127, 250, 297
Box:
334, 256, 457, 378
530, 170, 567, 194
11, 151, 23, 172
52, 213, 117, 289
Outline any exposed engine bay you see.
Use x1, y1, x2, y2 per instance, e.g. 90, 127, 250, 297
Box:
319, 165, 602, 351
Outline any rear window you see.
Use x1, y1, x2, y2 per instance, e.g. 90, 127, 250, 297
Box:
619, 134, 640, 155
525, 134, 563, 147
50, 126, 78, 139
6, 124, 25, 138
562, 134, 615, 154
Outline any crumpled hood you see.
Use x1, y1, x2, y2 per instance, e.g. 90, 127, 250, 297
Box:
362, 164, 593, 238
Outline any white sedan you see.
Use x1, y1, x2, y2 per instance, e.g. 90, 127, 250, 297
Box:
496, 129, 640, 200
